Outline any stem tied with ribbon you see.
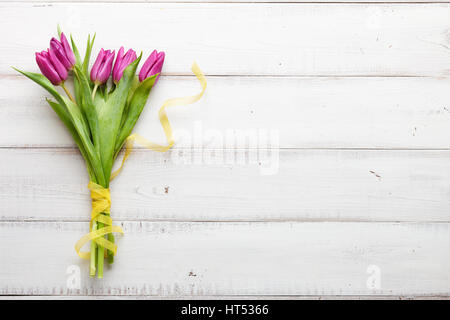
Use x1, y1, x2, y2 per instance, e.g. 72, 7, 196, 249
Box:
75, 62, 207, 277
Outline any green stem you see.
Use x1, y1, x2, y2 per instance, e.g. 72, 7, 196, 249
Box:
90, 221, 97, 277
97, 219, 105, 278
92, 83, 99, 100
107, 233, 115, 264
61, 82, 76, 103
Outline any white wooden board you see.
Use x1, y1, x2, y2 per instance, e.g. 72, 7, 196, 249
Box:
2, 76, 450, 149
1, 3, 450, 76
1, 149, 450, 222
4, 295, 448, 300
4, 0, 449, 3
0, 1, 449, 299
1, 221, 449, 296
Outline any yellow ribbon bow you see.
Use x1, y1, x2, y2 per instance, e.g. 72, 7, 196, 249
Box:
75, 62, 207, 259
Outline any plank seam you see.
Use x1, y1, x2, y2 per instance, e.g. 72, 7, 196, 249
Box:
1, 220, 450, 223
1, 294, 449, 298
1, 74, 445, 79
3, 146, 450, 151
3, 1, 450, 4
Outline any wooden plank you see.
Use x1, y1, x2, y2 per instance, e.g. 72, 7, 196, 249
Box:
2, 3, 450, 76
1, 148, 450, 222
2, 295, 449, 300
2, 76, 450, 149
0, 221, 449, 296
3, 1, 450, 3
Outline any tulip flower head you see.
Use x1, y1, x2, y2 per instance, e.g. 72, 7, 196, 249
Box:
35, 49, 68, 86
112, 47, 137, 84
50, 32, 76, 70
90, 49, 115, 85
139, 50, 165, 83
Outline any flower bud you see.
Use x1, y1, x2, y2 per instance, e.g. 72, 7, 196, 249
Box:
139, 50, 165, 84
35, 49, 67, 85
90, 49, 115, 84
112, 47, 137, 84
50, 32, 75, 70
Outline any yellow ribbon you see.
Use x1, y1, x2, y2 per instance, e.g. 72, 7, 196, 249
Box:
75, 62, 207, 259
110, 62, 207, 180
75, 181, 124, 259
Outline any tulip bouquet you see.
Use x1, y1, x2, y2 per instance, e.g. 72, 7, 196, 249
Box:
15, 28, 206, 278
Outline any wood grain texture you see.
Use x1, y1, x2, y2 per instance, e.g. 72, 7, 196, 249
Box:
2, 76, 450, 149
1, 3, 450, 76
1, 148, 450, 222
0, 221, 449, 296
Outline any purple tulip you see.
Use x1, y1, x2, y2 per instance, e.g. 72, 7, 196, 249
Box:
50, 32, 76, 70
139, 50, 165, 83
90, 49, 115, 84
112, 47, 137, 84
35, 49, 68, 85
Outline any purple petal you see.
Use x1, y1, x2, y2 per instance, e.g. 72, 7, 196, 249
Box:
125, 49, 137, 62
36, 51, 61, 85
112, 46, 124, 82
139, 50, 165, 83
139, 50, 157, 82
113, 48, 136, 83
48, 48, 68, 81
148, 52, 165, 84
50, 38, 72, 70
97, 50, 115, 84
60, 33, 76, 67
90, 48, 105, 83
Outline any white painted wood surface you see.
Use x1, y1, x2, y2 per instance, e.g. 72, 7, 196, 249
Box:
4, 0, 450, 3
1, 149, 450, 222
2, 4, 450, 76
1, 222, 449, 296
3, 76, 450, 149
0, 1, 449, 298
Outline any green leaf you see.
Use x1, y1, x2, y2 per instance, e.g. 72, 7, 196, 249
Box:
73, 73, 83, 108
73, 66, 98, 139
47, 99, 96, 181
117, 75, 140, 131
62, 95, 105, 185
14, 67, 102, 183
83, 33, 96, 79
114, 74, 157, 156
13, 68, 67, 108
70, 34, 82, 67
70, 35, 84, 104
97, 55, 142, 184
72, 66, 107, 185
126, 76, 140, 107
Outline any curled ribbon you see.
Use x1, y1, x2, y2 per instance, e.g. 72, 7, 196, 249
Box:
75, 62, 206, 258
110, 62, 207, 180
